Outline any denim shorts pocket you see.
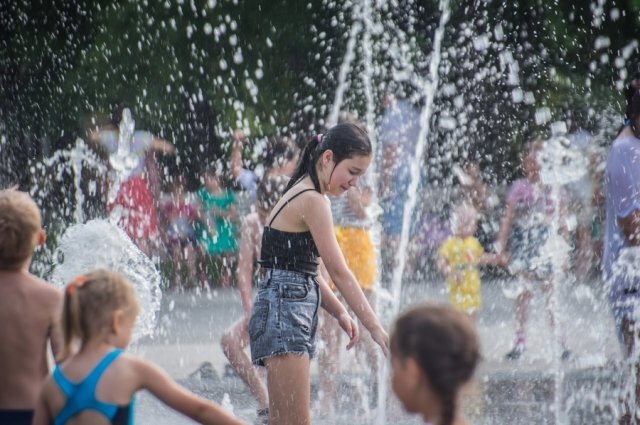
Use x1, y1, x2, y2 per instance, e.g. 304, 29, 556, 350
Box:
249, 300, 269, 339
281, 282, 310, 300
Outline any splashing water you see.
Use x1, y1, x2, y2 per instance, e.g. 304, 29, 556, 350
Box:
37, 108, 163, 342
51, 219, 162, 340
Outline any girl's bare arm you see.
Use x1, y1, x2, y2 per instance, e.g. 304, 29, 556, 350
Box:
236, 216, 258, 316
303, 193, 389, 355
135, 357, 246, 425
32, 379, 54, 425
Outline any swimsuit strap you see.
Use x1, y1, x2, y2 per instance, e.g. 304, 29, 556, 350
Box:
268, 188, 316, 227
52, 349, 123, 425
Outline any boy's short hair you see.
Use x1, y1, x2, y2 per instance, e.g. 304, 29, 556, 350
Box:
0, 189, 42, 270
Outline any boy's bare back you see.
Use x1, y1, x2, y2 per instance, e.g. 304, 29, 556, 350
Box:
0, 188, 63, 411
0, 270, 62, 409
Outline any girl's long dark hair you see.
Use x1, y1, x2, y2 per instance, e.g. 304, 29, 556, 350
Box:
391, 304, 480, 425
285, 123, 371, 193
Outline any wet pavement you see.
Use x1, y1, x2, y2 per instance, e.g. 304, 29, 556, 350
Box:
132, 277, 623, 424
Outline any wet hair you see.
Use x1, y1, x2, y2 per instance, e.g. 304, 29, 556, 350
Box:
286, 122, 371, 193
0, 188, 42, 270
256, 175, 289, 213
391, 303, 480, 425
60, 269, 139, 360
264, 136, 298, 170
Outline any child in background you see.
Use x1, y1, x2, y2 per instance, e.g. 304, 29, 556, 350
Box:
159, 174, 199, 290
390, 303, 480, 425
196, 167, 238, 288
495, 140, 571, 360
220, 176, 289, 424
0, 188, 63, 425
437, 202, 506, 318
33, 269, 246, 425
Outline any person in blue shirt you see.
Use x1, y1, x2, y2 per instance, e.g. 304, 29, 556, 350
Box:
604, 68, 640, 425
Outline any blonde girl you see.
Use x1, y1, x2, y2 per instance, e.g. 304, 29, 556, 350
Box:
33, 269, 245, 425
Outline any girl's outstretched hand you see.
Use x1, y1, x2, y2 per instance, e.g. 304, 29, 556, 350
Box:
370, 326, 390, 357
337, 311, 359, 350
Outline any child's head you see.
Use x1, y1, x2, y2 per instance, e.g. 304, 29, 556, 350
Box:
450, 201, 479, 238
256, 175, 289, 221
61, 269, 140, 359
390, 303, 480, 425
0, 188, 45, 270
287, 122, 372, 196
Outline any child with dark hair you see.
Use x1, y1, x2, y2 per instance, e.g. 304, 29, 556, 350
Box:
0, 188, 63, 425
220, 175, 289, 424
33, 269, 245, 425
390, 303, 480, 425
249, 122, 388, 424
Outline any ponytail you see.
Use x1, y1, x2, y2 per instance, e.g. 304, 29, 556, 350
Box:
287, 134, 323, 192
59, 276, 86, 360
58, 270, 139, 360
285, 123, 371, 194
440, 392, 457, 425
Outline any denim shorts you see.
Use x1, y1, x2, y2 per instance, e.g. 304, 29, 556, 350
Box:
249, 269, 321, 366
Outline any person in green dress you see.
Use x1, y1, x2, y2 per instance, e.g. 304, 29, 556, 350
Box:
196, 167, 238, 287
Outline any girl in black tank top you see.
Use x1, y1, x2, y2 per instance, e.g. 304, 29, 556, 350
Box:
248, 123, 390, 425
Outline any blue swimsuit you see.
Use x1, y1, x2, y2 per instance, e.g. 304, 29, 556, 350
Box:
52, 349, 134, 425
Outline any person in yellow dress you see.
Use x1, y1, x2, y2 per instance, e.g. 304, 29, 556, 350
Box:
437, 202, 506, 318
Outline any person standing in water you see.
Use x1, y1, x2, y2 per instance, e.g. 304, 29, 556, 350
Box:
88, 105, 175, 256
495, 140, 571, 361
0, 188, 63, 425
249, 123, 389, 425
604, 68, 640, 425
220, 176, 289, 424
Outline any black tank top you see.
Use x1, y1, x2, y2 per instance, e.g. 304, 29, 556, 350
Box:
259, 188, 319, 274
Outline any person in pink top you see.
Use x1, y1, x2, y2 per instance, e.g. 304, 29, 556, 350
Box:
495, 140, 571, 360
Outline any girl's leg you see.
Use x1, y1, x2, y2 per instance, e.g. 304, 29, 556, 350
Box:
220, 253, 233, 288
317, 308, 341, 414
618, 317, 640, 425
220, 317, 269, 409
507, 284, 532, 359
184, 244, 198, 284
515, 288, 533, 340
265, 354, 311, 425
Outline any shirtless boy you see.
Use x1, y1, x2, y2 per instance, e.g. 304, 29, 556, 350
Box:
0, 188, 63, 425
